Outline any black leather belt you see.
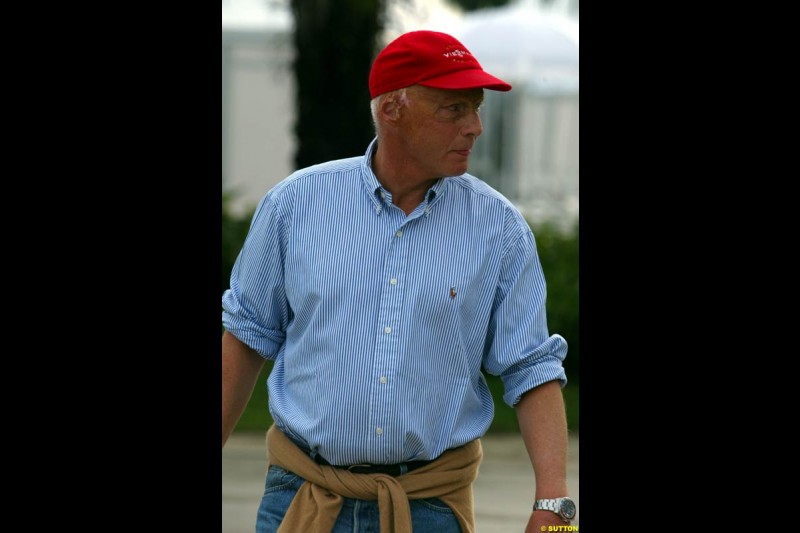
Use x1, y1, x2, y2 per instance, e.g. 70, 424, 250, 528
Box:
313, 454, 431, 476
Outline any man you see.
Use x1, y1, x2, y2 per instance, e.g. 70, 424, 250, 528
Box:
222, 30, 574, 532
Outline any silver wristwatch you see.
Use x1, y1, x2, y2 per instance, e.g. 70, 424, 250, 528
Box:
533, 497, 576, 522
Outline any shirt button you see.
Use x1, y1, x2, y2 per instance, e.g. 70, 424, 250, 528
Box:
390, 278, 397, 285
375, 427, 383, 436
395, 230, 403, 237
380, 376, 388, 384
384, 326, 392, 334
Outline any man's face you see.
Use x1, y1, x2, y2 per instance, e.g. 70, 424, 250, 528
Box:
397, 85, 484, 179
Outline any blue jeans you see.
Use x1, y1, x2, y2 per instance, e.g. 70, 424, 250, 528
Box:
256, 465, 462, 532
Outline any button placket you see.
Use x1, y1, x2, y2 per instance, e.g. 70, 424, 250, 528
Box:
368, 219, 409, 449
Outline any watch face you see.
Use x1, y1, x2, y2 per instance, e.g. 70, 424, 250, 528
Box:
559, 498, 576, 519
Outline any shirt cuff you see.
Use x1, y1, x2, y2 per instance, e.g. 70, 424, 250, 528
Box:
222, 311, 285, 360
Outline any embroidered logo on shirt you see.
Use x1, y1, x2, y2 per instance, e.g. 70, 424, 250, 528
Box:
450, 287, 457, 299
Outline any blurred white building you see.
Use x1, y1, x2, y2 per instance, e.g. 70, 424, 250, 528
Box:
457, 1, 579, 228
222, 0, 578, 229
222, 0, 294, 216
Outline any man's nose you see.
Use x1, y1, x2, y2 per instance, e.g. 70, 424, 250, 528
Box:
461, 110, 483, 138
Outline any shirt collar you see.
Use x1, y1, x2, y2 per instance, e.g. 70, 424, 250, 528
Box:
360, 137, 450, 214
427, 176, 446, 204
360, 138, 384, 212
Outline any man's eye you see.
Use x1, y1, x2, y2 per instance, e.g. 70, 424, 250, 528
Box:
447, 104, 464, 113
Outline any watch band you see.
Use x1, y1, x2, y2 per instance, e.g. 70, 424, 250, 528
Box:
533, 497, 576, 522
533, 499, 560, 513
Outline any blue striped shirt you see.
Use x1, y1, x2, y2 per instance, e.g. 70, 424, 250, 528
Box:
222, 138, 567, 465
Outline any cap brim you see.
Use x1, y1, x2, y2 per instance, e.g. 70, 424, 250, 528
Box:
418, 68, 512, 92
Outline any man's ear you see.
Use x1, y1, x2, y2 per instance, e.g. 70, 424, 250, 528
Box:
379, 96, 402, 123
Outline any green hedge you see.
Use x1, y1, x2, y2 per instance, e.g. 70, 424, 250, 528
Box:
223, 199, 579, 433
529, 220, 579, 385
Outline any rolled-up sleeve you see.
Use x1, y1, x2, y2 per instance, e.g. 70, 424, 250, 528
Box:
222, 187, 292, 359
482, 226, 568, 407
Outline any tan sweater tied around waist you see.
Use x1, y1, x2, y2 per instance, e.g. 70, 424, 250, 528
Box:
266, 424, 483, 533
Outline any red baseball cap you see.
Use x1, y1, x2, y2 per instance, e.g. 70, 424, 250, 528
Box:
369, 30, 512, 99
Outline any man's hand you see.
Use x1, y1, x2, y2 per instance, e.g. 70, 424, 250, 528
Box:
524, 510, 572, 532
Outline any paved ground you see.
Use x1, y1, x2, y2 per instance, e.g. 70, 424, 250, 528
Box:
222, 431, 579, 532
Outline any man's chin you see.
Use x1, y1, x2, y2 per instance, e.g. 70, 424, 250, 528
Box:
445, 163, 469, 177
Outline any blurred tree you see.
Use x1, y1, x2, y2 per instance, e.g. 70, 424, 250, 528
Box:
446, 0, 512, 11
291, 0, 385, 169
447, 0, 563, 13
